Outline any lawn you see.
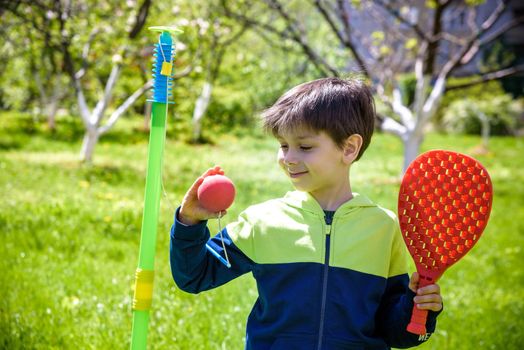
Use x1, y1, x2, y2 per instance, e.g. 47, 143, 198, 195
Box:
1, 112, 523, 349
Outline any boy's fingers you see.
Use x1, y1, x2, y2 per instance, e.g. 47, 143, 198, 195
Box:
180, 168, 229, 223
187, 177, 204, 195
414, 293, 442, 304
408, 272, 419, 293
201, 166, 225, 180
413, 284, 443, 312
202, 168, 221, 178
415, 301, 443, 312
417, 284, 441, 295
203, 168, 215, 177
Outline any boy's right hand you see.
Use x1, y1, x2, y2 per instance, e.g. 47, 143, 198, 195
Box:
178, 166, 227, 225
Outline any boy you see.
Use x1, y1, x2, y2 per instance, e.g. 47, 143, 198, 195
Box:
170, 77, 442, 349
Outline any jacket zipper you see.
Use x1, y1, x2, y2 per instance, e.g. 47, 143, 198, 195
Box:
317, 214, 333, 350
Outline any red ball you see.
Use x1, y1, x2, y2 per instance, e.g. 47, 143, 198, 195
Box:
197, 175, 236, 212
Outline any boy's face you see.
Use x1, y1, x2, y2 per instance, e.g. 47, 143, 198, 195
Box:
276, 127, 355, 198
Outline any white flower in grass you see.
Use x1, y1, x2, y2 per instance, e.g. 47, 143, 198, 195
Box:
62, 296, 81, 310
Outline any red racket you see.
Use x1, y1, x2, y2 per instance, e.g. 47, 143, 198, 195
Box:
398, 150, 493, 335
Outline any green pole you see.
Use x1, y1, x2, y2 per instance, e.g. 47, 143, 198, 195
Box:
130, 26, 182, 350
130, 102, 167, 349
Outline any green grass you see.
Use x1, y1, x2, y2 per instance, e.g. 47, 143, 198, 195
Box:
1, 112, 523, 349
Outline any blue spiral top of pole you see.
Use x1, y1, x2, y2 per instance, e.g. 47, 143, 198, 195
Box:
151, 32, 175, 104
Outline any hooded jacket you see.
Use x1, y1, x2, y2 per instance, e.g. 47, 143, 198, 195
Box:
170, 191, 439, 350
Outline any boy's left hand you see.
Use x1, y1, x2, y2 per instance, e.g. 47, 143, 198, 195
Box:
409, 272, 443, 312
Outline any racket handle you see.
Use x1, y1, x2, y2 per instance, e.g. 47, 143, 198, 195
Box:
407, 306, 428, 335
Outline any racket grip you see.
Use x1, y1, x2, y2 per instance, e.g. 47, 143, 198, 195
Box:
407, 306, 428, 335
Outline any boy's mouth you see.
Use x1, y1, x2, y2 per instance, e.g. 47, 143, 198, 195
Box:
288, 170, 308, 178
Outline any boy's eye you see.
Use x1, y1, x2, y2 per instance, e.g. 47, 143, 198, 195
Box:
279, 144, 312, 151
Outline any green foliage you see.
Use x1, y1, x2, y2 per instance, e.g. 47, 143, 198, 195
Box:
480, 41, 515, 74
398, 73, 417, 107
442, 95, 523, 136
147, 0, 321, 144
464, 0, 487, 6
1, 0, 153, 115
425, 0, 438, 9
1, 112, 524, 349
204, 86, 254, 134
0, 58, 31, 111
434, 77, 507, 129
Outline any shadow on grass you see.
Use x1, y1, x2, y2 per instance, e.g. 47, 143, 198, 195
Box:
0, 136, 27, 150
80, 162, 145, 186
0, 112, 158, 146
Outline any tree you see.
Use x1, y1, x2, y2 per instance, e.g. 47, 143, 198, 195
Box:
169, 0, 308, 144
57, 0, 154, 162
174, 2, 248, 143
2, 0, 195, 162
0, 0, 69, 123
222, 0, 524, 173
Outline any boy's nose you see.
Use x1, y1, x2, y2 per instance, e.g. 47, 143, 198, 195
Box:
278, 148, 300, 166
283, 153, 299, 165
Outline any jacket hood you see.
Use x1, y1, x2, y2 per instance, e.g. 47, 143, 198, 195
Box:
281, 190, 377, 216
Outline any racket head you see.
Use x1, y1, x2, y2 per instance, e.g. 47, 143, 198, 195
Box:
398, 150, 493, 281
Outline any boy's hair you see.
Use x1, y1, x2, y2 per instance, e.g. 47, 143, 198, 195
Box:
262, 77, 375, 161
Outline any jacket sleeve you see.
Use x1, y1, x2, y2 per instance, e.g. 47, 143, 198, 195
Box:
375, 274, 441, 348
170, 207, 254, 294
375, 222, 441, 348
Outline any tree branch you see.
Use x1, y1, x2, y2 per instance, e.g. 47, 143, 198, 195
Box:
444, 0, 507, 76
313, 0, 369, 77
128, 0, 152, 39
92, 59, 123, 125
334, 0, 368, 76
413, 41, 429, 117
392, 85, 415, 130
447, 64, 524, 90
221, 0, 338, 75
99, 80, 153, 135
264, 0, 340, 76
373, 0, 431, 42
480, 15, 524, 46
173, 65, 193, 80
424, 0, 453, 75
221, 0, 294, 40
311, 1, 346, 49
56, 1, 91, 124
460, 15, 524, 66
211, 23, 249, 80
380, 115, 408, 137
75, 27, 99, 80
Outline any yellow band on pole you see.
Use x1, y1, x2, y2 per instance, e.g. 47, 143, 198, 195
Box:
132, 268, 155, 311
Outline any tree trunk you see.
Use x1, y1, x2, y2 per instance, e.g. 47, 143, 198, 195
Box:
192, 81, 213, 143
478, 111, 490, 150
46, 86, 63, 131
46, 103, 58, 131
143, 101, 152, 131
402, 133, 423, 174
80, 128, 99, 163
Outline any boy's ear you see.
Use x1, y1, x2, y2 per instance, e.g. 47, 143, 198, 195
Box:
342, 134, 363, 164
